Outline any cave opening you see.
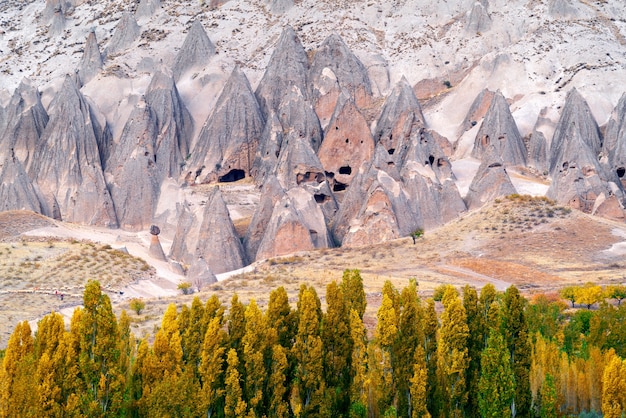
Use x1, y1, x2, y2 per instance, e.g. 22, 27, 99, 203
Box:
219, 169, 245, 183
339, 166, 352, 175
618, 167, 625, 178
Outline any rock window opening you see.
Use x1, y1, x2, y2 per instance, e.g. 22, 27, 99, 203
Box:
314, 194, 328, 204
218, 169, 245, 183
388, 148, 395, 155
333, 182, 347, 192
339, 166, 352, 175
345, 138, 349, 143
618, 167, 625, 178
428, 155, 434, 165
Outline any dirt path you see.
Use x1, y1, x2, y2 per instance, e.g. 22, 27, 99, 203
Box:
435, 264, 511, 291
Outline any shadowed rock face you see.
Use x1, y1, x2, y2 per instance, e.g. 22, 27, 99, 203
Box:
251, 112, 283, 185
169, 187, 246, 274
187, 257, 217, 289
145, 71, 193, 179
185, 67, 264, 185
472, 91, 526, 166
527, 129, 548, 174
309, 34, 372, 126
256, 187, 332, 260
30, 76, 117, 227
319, 98, 375, 191
106, 104, 160, 231
172, 20, 216, 81
373, 77, 426, 161
0, 80, 48, 172
465, 158, 517, 210
402, 128, 454, 183
0, 152, 42, 213
603, 94, 626, 186
106, 12, 140, 56
77, 31, 103, 86
274, 131, 326, 190
276, 86, 323, 152
461, 88, 495, 134
255, 25, 309, 118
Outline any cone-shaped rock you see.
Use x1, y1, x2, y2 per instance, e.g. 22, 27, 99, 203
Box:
185, 67, 264, 184
373, 77, 426, 159
30, 75, 117, 226
0, 152, 43, 213
527, 129, 548, 174
309, 34, 372, 125
402, 128, 454, 182
172, 20, 216, 81
251, 112, 283, 185
549, 0, 580, 18
319, 97, 375, 191
106, 104, 160, 231
549, 88, 603, 177
277, 86, 322, 151
145, 71, 193, 179
148, 226, 167, 261
135, 0, 160, 18
255, 26, 309, 118
603, 94, 626, 186
547, 163, 625, 220
274, 131, 326, 190
243, 176, 286, 261
48, 7, 66, 36
471, 91, 526, 166
466, 1, 492, 33
43, 0, 68, 21
0, 79, 48, 172
256, 187, 332, 260
465, 157, 517, 210
169, 187, 246, 273
461, 88, 495, 133
187, 257, 217, 289
265, 0, 293, 14
106, 12, 140, 56
78, 30, 103, 86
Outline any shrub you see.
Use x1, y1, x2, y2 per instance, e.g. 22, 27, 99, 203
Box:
129, 298, 145, 315
178, 281, 193, 295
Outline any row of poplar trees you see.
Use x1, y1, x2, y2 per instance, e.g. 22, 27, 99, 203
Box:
1, 270, 625, 417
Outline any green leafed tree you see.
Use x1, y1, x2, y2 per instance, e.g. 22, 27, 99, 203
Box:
478, 330, 514, 418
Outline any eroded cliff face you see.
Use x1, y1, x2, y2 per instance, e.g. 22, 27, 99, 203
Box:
1, 0, 625, 275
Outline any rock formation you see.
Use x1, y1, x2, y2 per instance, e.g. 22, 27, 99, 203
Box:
169, 187, 246, 274
471, 91, 526, 166
135, 0, 161, 19
264, 0, 293, 14
186, 257, 217, 289
256, 187, 332, 260
373, 77, 426, 161
106, 103, 160, 231
318, 97, 375, 191
172, 20, 216, 81
185, 67, 264, 184
274, 131, 326, 190
251, 112, 283, 185
255, 25, 309, 118
276, 86, 323, 152
308, 33, 372, 126
43, 0, 69, 21
77, 30, 103, 86
48, 6, 66, 36
527, 129, 548, 175
30, 75, 117, 226
144, 71, 193, 179
465, 157, 517, 210
466, 1, 492, 33
0, 151, 43, 213
603, 94, 626, 187
0, 79, 48, 172
148, 224, 167, 261
402, 128, 455, 182
106, 12, 141, 56
461, 88, 495, 133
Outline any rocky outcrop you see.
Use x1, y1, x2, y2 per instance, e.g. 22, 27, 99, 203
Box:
106, 103, 160, 231
187, 257, 217, 289
255, 25, 309, 118
251, 112, 283, 185
603, 94, 626, 186
527, 129, 548, 175
135, 0, 160, 19
243, 176, 286, 261
48, 6, 66, 36
172, 20, 216, 81
274, 131, 326, 190
106, 12, 141, 56
77, 30, 103, 86
401, 128, 455, 183
148, 225, 167, 261
256, 187, 332, 260
265, 0, 293, 14
169, 187, 246, 274
461, 88, 495, 133
0, 151, 42, 213
466, 1, 492, 33
549, 0, 580, 18
144, 71, 193, 179
465, 157, 517, 210
0, 79, 48, 172
471, 91, 526, 166
318, 97, 375, 191
373, 77, 426, 161
185, 67, 264, 184
30, 76, 117, 226
277, 86, 323, 152
43, 0, 69, 21
309, 34, 372, 127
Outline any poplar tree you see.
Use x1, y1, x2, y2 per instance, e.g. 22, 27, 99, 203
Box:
181, 296, 206, 369
602, 352, 625, 418
199, 316, 227, 417
463, 285, 482, 418
322, 281, 352, 415
409, 345, 430, 418
341, 269, 367, 319
225, 348, 247, 418
422, 298, 438, 416
349, 308, 369, 414
478, 330, 514, 418
229, 294, 247, 364
292, 287, 325, 416
242, 299, 268, 416
269, 345, 290, 418
539, 374, 558, 418
1, 321, 36, 417
436, 287, 469, 417
267, 286, 295, 349
376, 293, 398, 413
500, 286, 532, 417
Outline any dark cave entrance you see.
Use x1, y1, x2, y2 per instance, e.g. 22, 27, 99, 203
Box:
219, 169, 245, 183
617, 167, 625, 178
339, 166, 352, 175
